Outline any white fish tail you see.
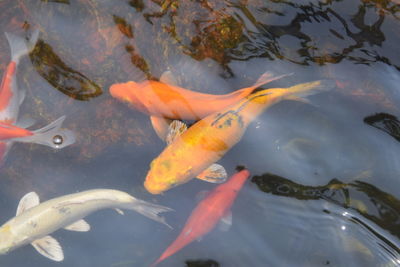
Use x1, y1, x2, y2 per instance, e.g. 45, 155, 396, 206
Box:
125, 199, 173, 228
15, 116, 76, 149
5, 29, 39, 63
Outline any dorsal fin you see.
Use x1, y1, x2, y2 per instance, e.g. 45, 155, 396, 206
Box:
16, 192, 40, 216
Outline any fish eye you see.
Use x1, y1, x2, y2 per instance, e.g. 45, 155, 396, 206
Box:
53, 135, 63, 147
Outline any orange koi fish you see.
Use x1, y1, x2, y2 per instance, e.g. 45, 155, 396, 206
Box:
0, 31, 75, 162
109, 71, 289, 121
144, 78, 334, 194
152, 169, 251, 266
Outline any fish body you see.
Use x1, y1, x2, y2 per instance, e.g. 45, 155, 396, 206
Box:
145, 80, 334, 194
0, 31, 75, 162
0, 121, 32, 140
109, 72, 288, 121
0, 189, 172, 261
152, 169, 250, 266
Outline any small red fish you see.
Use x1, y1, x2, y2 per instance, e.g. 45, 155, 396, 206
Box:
152, 169, 251, 266
0, 31, 75, 163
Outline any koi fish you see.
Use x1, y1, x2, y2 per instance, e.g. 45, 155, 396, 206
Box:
0, 30, 75, 162
0, 189, 172, 261
109, 71, 290, 135
144, 78, 334, 194
152, 169, 251, 266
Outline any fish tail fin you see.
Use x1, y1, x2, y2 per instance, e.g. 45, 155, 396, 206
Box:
283, 79, 335, 101
5, 29, 39, 63
16, 116, 76, 149
127, 199, 173, 228
251, 71, 293, 90
227, 72, 293, 100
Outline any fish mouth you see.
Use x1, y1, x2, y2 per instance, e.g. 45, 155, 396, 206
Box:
143, 179, 168, 195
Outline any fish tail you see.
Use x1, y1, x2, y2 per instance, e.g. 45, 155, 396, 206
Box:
226, 72, 293, 100
5, 29, 39, 63
127, 199, 173, 228
15, 116, 76, 149
283, 79, 335, 101
251, 71, 293, 90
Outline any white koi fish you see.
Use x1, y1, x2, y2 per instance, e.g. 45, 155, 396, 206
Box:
0, 30, 75, 162
0, 189, 172, 261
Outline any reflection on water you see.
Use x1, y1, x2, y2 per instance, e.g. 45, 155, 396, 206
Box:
0, 0, 399, 266
364, 112, 400, 142
252, 173, 400, 240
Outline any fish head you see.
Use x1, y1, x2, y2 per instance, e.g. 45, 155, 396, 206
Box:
144, 159, 193, 194
109, 82, 148, 113
0, 224, 17, 254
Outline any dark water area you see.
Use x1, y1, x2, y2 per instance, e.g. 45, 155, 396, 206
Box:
0, 0, 399, 266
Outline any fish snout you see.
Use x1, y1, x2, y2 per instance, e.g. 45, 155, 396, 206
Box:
143, 179, 167, 195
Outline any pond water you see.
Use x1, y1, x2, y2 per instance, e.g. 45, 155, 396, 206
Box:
0, 0, 399, 266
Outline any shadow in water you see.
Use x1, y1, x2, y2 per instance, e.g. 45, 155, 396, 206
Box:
129, 0, 400, 75
30, 39, 102, 101
364, 112, 400, 142
251, 173, 400, 241
185, 259, 220, 267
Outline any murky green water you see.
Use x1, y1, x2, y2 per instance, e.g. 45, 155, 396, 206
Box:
0, 0, 399, 266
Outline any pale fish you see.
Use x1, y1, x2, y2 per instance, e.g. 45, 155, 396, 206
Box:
0, 189, 172, 261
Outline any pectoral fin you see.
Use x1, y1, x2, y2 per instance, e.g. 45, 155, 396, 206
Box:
115, 208, 124, 215
16, 192, 40, 216
150, 116, 172, 141
166, 120, 188, 145
196, 163, 227, 183
218, 211, 232, 232
64, 219, 90, 232
31, 235, 64, 262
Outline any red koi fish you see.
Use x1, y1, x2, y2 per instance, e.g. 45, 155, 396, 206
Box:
152, 169, 251, 266
0, 31, 75, 162
109, 71, 290, 133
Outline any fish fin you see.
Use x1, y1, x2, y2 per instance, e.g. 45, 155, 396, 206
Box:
15, 117, 36, 129
31, 235, 64, 262
16, 192, 40, 216
250, 72, 293, 90
159, 70, 179, 86
115, 208, 125, 215
218, 211, 232, 232
19, 89, 26, 106
14, 116, 76, 149
283, 80, 335, 100
64, 219, 91, 232
196, 163, 227, 183
166, 120, 187, 145
150, 116, 172, 141
126, 199, 173, 229
5, 29, 39, 63
285, 95, 312, 104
